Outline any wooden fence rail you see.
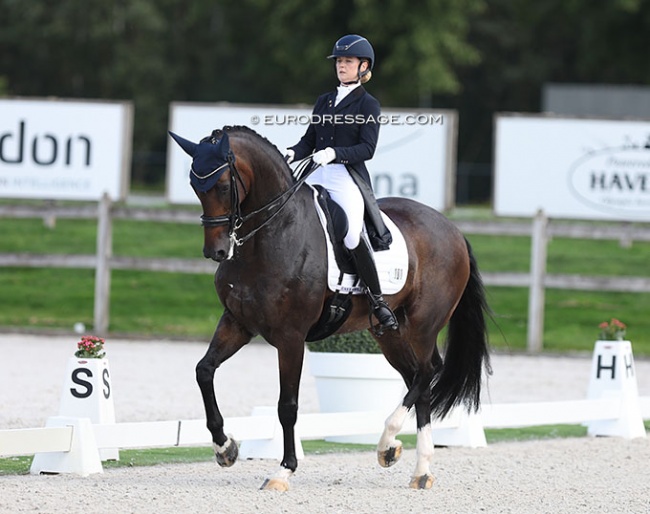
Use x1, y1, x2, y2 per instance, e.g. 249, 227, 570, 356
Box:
1, 197, 649, 351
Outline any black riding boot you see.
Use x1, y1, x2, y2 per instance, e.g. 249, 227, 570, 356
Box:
350, 242, 399, 332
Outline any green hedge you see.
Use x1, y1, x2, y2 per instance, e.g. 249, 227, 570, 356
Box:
307, 330, 382, 353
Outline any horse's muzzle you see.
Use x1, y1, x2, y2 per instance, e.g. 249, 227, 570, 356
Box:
204, 246, 228, 262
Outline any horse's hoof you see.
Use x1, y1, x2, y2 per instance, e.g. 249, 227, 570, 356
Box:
213, 437, 238, 467
409, 474, 435, 489
377, 441, 403, 468
260, 478, 290, 492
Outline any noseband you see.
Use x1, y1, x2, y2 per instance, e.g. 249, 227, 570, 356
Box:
200, 154, 315, 259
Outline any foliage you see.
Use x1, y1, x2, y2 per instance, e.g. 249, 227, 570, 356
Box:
74, 335, 106, 359
307, 330, 381, 354
2, 0, 650, 182
598, 318, 627, 341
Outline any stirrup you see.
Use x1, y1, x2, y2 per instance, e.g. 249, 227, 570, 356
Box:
368, 294, 399, 334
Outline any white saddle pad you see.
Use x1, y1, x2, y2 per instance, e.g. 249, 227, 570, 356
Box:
311, 187, 409, 295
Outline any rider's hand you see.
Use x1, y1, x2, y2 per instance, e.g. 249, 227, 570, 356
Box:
284, 149, 295, 164
313, 147, 336, 165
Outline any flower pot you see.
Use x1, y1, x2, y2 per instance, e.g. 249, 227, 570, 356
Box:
306, 351, 406, 443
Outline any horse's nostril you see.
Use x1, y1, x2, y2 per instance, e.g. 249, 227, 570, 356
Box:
215, 250, 227, 262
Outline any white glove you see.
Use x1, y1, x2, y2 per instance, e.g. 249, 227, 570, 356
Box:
284, 148, 295, 164
313, 147, 336, 165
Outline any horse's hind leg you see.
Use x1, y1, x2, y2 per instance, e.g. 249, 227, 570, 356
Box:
377, 366, 437, 488
406, 347, 443, 489
376, 333, 422, 469
377, 403, 409, 467
376, 339, 440, 489
196, 311, 252, 467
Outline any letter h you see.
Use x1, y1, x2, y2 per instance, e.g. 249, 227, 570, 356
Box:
596, 354, 616, 379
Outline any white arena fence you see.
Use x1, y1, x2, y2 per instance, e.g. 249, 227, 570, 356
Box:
0, 340, 648, 475
1, 198, 650, 351
1, 397, 648, 476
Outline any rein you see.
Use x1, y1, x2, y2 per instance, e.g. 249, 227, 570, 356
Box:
200, 154, 316, 259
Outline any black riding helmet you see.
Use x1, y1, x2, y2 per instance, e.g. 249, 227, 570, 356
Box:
327, 34, 375, 81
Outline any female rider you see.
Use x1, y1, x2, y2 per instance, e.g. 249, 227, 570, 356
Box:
286, 34, 398, 332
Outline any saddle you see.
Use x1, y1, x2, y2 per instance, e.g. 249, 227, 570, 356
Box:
306, 186, 356, 342
312, 186, 354, 274
305, 186, 408, 342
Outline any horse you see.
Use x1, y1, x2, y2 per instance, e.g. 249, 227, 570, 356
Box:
169, 125, 491, 491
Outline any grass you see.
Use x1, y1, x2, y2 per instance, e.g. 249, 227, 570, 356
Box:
3, 422, 644, 476
0, 211, 649, 352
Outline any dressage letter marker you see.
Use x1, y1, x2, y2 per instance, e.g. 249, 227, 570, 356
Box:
58, 357, 118, 460
586, 341, 645, 439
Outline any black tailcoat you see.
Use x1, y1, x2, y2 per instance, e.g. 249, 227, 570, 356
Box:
290, 86, 379, 187
290, 86, 392, 250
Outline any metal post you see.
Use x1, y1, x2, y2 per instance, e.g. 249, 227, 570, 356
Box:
93, 193, 113, 335
527, 209, 548, 353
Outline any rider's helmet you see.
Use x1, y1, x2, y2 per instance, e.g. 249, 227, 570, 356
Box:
327, 34, 375, 83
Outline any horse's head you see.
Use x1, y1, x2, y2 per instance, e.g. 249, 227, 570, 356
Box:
169, 129, 251, 262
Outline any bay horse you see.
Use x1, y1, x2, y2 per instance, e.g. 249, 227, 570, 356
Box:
169, 125, 491, 491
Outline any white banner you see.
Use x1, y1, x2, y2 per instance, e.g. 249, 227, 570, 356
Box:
0, 98, 133, 201
494, 114, 650, 220
166, 102, 457, 209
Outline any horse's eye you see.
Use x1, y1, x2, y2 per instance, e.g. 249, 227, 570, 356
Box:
216, 183, 230, 196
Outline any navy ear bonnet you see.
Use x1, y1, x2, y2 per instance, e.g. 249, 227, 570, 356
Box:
169, 131, 232, 193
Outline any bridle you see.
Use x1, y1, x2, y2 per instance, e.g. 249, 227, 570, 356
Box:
199, 153, 315, 259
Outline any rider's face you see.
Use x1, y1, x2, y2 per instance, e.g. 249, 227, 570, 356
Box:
335, 56, 366, 84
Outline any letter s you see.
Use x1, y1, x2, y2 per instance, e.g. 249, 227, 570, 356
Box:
102, 368, 111, 399
70, 368, 93, 398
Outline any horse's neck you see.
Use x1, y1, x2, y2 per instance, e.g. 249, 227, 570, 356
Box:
242, 149, 293, 210
239, 184, 315, 254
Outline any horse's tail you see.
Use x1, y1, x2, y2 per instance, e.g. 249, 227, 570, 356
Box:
430, 238, 492, 419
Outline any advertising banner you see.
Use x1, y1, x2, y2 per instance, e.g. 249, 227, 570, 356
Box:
166, 102, 457, 210
0, 98, 133, 201
494, 113, 650, 221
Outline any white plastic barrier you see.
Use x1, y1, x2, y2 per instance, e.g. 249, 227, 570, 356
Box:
1, 341, 647, 475
0, 426, 73, 457
29, 417, 102, 476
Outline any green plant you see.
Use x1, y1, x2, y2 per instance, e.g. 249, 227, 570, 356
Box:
306, 330, 381, 353
74, 335, 106, 359
598, 318, 627, 341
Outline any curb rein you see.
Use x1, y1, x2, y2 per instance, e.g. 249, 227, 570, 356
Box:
200, 153, 316, 260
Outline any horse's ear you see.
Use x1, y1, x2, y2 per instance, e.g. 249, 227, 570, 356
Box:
168, 131, 198, 157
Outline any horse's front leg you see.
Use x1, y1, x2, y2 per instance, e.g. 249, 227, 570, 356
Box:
196, 311, 252, 467
260, 338, 305, 492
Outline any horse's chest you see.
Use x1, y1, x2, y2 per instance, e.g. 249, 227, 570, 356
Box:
218, 277, 283, 320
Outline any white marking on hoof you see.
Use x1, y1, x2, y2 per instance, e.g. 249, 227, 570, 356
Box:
409, 474, 435, 489
213, 435, 238, 467
377, 404, 409, 453
377, 439, 403, 468
261, 467, 293, 491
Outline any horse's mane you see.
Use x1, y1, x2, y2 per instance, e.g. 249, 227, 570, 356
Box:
205, 125, 289, 170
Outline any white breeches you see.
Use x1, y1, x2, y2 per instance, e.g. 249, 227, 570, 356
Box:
307, 163, 365, 249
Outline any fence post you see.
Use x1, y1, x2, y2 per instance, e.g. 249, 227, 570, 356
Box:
527, 209, 548, 353
93, 193, 113, 335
